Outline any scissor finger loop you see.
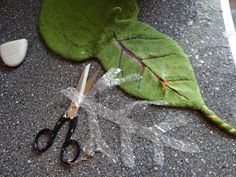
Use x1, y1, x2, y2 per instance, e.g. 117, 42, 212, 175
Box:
34, 114, 68, 153
34, 128, 54, 152
60, 139, 81, 164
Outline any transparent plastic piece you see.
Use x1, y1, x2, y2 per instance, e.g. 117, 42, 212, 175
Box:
93, 67, 142, 94
61, 68, 200, 167
61, 87, 81, 103
84, 107, 118, 163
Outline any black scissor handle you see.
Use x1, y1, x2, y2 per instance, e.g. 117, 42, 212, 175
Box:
34, 128, 54, 152
34, 114, 67, 153
60, 116, 81, 164
33, 114, 83, 165
61, 139, 81, 165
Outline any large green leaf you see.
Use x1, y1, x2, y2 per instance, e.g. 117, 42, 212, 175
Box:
97, 20, 205, 109
39, 0, 236, 136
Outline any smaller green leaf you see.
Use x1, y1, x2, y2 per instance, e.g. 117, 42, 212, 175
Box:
39, 0, 139, 60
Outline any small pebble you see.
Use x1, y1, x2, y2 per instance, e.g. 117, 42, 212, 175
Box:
199, 60, 204, 64
0, 39, 28, 67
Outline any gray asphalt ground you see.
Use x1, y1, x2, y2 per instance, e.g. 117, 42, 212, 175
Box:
1, 0, 236, 176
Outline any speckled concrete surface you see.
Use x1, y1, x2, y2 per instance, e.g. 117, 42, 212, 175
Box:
0, 0, 236, 176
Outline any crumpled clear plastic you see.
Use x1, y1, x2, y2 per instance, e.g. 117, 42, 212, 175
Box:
92, 68, 142, 94
61, 67, 200, 168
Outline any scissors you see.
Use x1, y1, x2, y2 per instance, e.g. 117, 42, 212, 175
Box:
33, 63, 99, 165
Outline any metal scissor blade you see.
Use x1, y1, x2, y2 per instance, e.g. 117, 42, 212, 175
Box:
67, 63, 91, 118
76, 63, 91, 103
84, 66, 101, 96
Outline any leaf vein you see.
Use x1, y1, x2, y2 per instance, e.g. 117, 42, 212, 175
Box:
114, 32, 189, 100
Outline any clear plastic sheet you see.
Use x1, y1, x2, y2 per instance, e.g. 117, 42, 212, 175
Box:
80, 95, 119, 163
61, 68, 200, 168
